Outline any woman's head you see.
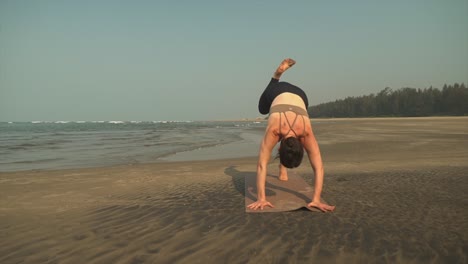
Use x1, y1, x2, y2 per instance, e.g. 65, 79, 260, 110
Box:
279, 137, 304, 168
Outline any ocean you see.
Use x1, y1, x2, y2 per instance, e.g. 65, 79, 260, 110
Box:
0, 121, 266, 172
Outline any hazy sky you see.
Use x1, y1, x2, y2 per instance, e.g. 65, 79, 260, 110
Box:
1, 1, 467, 121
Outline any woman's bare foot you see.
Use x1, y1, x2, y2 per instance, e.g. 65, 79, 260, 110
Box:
279, 164, 289, 181
279, 174, 288, 181
276, 58, 296, 74
273, 58, 296, 79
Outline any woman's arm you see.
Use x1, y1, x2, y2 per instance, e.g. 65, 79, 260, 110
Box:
247, 122, 279, 210
303, 123, 335, 212
256, 125, 278, 201
248, 58, 296, 210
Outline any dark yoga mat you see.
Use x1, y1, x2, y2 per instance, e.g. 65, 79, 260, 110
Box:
245, 172, 325, 213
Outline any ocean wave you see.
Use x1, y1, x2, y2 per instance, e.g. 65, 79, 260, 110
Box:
7, 139, 71, 150
25, 120, 198, 125
100, 136, 135, 141
151, 120, 193, 124
1, 157, 64, 165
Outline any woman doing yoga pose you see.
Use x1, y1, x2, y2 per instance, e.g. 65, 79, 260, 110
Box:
247, 58, 335, 212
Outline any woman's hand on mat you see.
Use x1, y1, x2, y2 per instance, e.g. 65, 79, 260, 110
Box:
247, 200, 274, 210
307, 201, 335, 212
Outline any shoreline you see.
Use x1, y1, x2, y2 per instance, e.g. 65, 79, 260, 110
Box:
0, 122, 266, 173
3, 116, 467, 173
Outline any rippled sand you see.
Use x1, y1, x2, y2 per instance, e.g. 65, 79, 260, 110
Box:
1, 117, 467, 263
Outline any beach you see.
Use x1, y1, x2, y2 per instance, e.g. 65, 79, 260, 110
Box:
1, 117, 467, 263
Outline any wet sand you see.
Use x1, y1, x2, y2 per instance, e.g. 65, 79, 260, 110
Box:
1, 117, 467, 263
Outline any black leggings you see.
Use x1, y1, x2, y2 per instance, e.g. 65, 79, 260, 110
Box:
258, 78, 309, 115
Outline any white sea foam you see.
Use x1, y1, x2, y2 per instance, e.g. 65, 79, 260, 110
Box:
150, 120, 193, 124
109, 121, 125, 124
55, 121, 70, 124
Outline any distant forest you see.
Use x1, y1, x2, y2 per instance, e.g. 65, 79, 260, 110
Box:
307, 83, 468, 118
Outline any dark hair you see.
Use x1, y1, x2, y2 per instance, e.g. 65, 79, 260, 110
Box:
279, 137, 304, 168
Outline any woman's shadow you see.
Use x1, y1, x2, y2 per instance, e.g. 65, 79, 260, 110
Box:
224, 166, 259, 201
224, 165, 310, 203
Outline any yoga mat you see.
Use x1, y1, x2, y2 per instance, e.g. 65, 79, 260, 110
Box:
245, 172, 325, 213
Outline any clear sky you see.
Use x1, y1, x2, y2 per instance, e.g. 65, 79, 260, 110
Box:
1, 0, 467, 121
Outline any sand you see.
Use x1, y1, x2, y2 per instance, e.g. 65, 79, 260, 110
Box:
1, 117, 467, 263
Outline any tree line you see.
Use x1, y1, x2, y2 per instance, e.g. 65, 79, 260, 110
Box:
307, 83, 468, 118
